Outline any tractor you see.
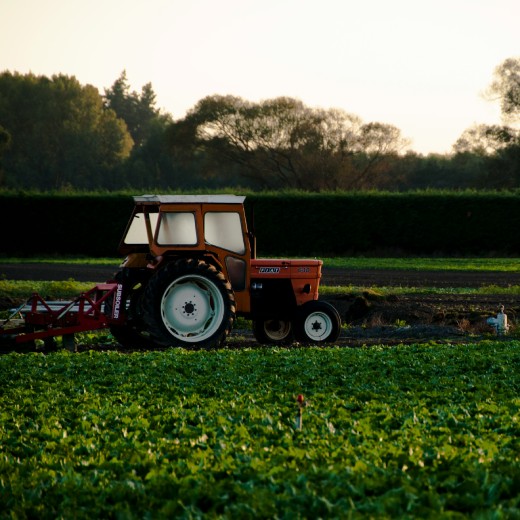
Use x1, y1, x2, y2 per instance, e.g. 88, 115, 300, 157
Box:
1, 195, 341, 350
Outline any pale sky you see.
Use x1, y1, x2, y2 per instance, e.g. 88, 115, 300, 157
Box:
0, 0, 518, 154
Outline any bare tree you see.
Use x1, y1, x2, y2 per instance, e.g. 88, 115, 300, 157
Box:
453, 124, 518, 155
176, 95, 409, 190
484, 57, 520, 125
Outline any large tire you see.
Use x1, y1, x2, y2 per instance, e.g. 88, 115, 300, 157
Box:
106, 270, 150, 348
141, 259, 236, 349
295, 301, 341, 343
253, 319, 293, 345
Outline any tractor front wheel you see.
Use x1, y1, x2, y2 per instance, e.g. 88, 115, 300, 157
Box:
253, 319, 293, 345
295, 301, 341, 344
142, 259, 236, 349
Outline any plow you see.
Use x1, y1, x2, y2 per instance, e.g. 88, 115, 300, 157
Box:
0, 283, 124, 352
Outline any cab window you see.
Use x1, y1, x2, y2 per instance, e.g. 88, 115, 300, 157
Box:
124, 212, 158, 244
157, 212, 197, 245
204, 212, 245, 254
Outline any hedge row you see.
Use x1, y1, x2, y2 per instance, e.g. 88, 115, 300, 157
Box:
1, 192, 519, 257
251, 192, 520, 256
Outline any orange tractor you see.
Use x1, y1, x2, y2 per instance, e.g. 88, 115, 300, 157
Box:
1, 195, 341, 350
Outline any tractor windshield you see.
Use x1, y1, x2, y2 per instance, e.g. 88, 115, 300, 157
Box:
157, 212, 198, 245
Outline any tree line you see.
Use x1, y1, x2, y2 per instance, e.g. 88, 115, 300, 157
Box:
0, 58, 519, 192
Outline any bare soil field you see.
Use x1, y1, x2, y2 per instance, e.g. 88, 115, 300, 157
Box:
322, 292, 519, 346
1, 263, 519, 347
323, 267, 520, 345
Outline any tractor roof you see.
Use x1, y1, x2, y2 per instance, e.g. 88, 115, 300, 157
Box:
134, 194, 246, 205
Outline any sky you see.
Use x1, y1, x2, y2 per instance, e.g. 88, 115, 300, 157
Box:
0, 0, 518, 154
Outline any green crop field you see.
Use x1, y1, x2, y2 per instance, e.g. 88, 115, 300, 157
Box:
1, 343, 519, 518
2, 256, 520, 272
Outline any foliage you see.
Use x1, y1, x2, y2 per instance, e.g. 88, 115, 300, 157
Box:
0, 280, 94, 300
0, 192, 133, 257
102, 71, 182, 191
450, 57, 520, 188
0, 343, 519, 518
2, 56, 520, 191
103, 70, 167, 148
452, 125, 520, 188
170, 95, 409, 191
0, 124, 10, 156
454, 125, 519, 156
2, 191, 520, 257
485, 56, 520, 125
0, 125, 10, 187
247, 191, 520, 256
0, 72, 133, 190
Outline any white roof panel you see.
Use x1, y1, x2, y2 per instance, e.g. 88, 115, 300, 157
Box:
134, 194, 246, 204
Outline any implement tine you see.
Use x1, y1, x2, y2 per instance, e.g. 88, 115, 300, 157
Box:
0, 295, 33, 329
57, 297, 80, 321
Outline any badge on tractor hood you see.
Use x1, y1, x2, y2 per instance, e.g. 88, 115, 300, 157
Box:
258, 267, 280, 273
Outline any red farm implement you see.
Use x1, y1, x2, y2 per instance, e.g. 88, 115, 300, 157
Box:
0, 283, 124, 352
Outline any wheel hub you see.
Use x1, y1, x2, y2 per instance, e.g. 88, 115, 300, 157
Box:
183, 301, 196, 315
265, 319, 292, 340
311, 320, 322, 332
304, 312, 331, 341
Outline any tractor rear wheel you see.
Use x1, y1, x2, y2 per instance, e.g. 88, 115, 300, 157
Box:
253, 319, 293, 345
295, 301, 341, 343
106, 271, 149, 348
142, 259, 236, 349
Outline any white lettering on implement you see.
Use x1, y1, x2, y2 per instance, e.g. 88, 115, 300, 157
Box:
259, 267, 280, 274
113, 284, 123, 319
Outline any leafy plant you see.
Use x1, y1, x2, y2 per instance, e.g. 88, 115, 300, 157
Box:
0, 279, 94, 299
1, 342, 519, 518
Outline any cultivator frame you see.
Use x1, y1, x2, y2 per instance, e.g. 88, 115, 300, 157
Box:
0, 283, 124, 351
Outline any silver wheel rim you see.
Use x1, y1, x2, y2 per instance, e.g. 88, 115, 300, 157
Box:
263, 320, 292, 341
160, 274, 225, 343
303, 311, 333, 341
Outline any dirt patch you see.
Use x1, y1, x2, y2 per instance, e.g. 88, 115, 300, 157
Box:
324, 267, 520, 289
321, 291, 517, 346
320, 267, 520, 345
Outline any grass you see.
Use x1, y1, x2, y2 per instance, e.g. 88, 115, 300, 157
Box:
0, 280, 95, 301
320, 284, 520, 296
2, 256, 520, 271
0, 256, 120, 266
321, 257, 520, 272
